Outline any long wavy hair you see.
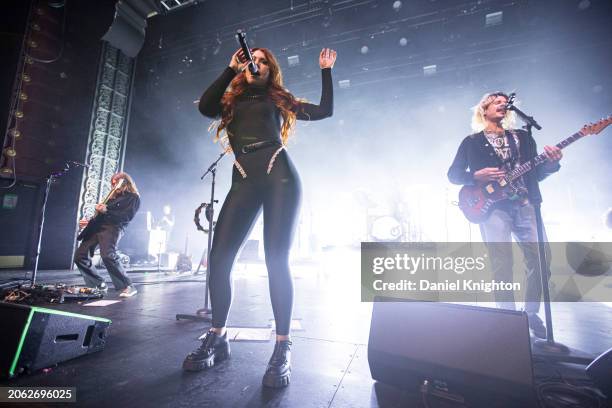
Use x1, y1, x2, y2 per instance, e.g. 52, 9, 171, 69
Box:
471, 91, 517, 133
112, 172, 139, 196
214, 48, 301, 147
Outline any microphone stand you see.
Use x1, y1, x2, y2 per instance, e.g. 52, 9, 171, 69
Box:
30, 161, 78, 287
509, 104, 592, 364
176, 153, 225, 323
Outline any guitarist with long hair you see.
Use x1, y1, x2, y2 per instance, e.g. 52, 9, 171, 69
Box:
74, 172, 140, 298
447, 92, 562, 338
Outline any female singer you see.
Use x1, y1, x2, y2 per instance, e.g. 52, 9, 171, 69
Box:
183, 47, 336, 388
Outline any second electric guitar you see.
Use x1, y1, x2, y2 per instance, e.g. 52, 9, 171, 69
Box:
77, 179, 125, 241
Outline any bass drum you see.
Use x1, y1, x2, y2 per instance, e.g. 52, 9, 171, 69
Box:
370, 216, 403, 242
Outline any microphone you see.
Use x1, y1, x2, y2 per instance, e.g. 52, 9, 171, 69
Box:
505, 92, 516, 110
235, 30, 258, 75
68, 160, 89, 168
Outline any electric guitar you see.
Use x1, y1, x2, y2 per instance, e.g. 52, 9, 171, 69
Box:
458, 116, 611, 223
77, 179, 125, 241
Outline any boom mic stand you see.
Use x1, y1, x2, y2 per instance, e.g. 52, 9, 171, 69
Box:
508, 103, 592, 364
176, 153, 225, 323
30, 161, 81, 287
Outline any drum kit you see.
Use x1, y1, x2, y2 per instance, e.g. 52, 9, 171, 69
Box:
358, 185, 449, 242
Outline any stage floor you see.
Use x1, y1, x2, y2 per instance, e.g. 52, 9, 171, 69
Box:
1, 247, 611, 407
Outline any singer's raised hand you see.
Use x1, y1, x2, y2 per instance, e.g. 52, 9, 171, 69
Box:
319, 48, 337, 69
229, 49, 249, 73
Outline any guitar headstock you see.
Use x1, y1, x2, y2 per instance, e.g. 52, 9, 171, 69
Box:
580, 115, 612, 136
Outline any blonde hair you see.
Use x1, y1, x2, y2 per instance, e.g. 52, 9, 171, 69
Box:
471, 92, 516, 133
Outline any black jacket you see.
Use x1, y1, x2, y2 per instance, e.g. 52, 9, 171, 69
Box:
100, 192, 140, 228
447, 129, 560, 203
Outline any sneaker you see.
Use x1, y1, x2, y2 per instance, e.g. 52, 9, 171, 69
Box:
262, 340, 292, 388
119, 285, 138, 298
527, 313, 547, 339
182, 330, 230, 371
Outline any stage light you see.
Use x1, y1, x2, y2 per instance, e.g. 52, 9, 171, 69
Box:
338, 79, 350, 89
160, 0, 196, 12
15, 111, 24, 119
399, 37, 408, 47
28, 40, 38, 48
22, 74, 31, 82
287, 55, 300, 67
485, 11, 503, 27
423, 64, 437, 76
392, 1, 402, 11
360, 45, 369, 54
9, 129, 21, 138
0, 167, 14, 176
19, 92, 28, 101
4, 148, 17, 158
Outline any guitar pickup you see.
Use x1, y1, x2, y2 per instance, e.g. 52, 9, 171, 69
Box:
499, 179, 507, 187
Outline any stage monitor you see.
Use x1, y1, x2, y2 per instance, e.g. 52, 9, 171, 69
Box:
368, 299, 536, 405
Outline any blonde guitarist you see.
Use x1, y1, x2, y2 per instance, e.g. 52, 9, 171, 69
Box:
447, 92, 562, 339
74, 172, 140, 297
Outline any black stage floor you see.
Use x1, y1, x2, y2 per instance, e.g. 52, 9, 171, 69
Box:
1, 248, 611, 407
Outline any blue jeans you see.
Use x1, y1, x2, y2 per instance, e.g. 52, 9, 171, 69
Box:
479, 202, 551, 313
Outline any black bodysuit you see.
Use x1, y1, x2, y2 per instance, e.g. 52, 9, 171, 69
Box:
198, 67, 333, 335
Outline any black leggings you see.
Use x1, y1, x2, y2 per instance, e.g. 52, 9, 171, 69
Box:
209, 148, 301, 336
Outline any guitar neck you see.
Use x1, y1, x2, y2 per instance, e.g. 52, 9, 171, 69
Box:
506, 131, 584, 182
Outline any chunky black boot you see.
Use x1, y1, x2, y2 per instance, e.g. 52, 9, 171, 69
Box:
262, 340, 291, 388
182, 330, 230, 371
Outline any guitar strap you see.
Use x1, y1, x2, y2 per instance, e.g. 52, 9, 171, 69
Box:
504, 129, 520, 167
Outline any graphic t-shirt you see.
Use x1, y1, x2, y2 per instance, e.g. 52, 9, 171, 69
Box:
484, 130, 528, 198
